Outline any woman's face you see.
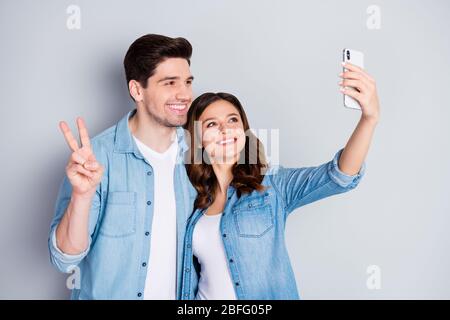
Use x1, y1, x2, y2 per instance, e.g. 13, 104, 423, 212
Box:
198, 100, 246, 164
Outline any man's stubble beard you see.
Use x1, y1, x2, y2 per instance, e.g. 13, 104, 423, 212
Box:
145, 105, 187, 128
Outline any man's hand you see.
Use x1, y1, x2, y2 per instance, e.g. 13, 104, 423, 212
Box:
59, 117, 104, 197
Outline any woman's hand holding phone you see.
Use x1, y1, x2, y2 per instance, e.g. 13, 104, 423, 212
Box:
340, 59, 380, 123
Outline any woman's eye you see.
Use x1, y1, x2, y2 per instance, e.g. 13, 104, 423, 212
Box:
229, 117, 238, 123
206, 122, 216, 128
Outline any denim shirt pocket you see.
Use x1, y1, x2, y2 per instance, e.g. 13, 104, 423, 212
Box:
99, 191, 137, 238
233, 193, 274, 238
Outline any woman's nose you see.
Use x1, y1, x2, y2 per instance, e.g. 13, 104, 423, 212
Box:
219, 123, 228, 134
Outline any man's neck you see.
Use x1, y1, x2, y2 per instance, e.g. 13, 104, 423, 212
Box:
129, 109, 176, 153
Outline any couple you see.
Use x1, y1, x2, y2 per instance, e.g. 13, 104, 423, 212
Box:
48, 34, 380, 300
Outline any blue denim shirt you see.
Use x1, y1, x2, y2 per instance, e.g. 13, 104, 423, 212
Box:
181, 149, 366, 300
48, 109, 197, 299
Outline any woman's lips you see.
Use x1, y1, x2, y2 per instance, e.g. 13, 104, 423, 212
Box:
216, 137, 237, 145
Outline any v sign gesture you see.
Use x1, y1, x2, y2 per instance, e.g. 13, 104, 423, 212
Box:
59, 117, 104, 197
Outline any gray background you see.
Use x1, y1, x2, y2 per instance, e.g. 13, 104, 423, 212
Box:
0, 0, 449, 299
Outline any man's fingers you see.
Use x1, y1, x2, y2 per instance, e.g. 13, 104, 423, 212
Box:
83, 161, 99, 170
68, 164, 94, 178
76, 117, 92, 149
59, 121, 79, 152
87, 153, 97, 162
70, 152, 87, 165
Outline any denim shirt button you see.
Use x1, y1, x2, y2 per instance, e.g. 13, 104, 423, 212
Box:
185, 268, 190, 273
229, 258, 234, 263
142, 262, 147, 267
222, 233, 227, 238
147, 200, 152, 205
235, 282, 240, 286
145, 231, 150, 236
137, 292, 142, 297
187, 244, 191, 248
147, 171, 152, 176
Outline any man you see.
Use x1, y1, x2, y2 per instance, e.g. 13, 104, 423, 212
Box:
49, 34, 196, 299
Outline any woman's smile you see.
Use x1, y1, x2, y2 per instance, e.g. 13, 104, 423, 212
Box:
216, 137, 237, 146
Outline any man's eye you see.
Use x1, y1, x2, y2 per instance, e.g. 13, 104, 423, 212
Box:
186, 80, 193, 85
165, 81, 175, 86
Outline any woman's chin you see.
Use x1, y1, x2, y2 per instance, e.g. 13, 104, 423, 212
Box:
210, 153, 240, 165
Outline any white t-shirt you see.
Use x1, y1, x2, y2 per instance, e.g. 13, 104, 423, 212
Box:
192, 212, 237, 300
133, 135, 178, 300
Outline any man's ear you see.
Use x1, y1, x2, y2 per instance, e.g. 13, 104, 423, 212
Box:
129, 80, 143, 102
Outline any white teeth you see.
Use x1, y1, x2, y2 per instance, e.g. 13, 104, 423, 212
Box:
218, 138, 235, 145
167, 104, 186, 110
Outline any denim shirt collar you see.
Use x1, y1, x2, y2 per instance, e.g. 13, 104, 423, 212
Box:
113, 109, 189, 161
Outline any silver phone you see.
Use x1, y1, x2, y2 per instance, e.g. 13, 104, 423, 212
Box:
343, 48, 364, 110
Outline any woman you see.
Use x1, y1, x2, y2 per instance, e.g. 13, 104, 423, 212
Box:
181, 62, 380, 299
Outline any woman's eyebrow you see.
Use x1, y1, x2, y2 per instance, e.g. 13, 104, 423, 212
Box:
202, 113, 239, 123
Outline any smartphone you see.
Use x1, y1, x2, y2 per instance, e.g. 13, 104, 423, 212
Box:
343, 48, 364, 110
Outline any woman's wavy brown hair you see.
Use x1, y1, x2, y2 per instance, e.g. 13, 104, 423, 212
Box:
184, 92, 268, 210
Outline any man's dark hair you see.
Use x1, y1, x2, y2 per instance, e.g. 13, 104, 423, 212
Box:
123, 34, 192, 94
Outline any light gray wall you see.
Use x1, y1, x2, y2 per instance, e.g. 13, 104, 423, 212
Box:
1, 0, 449, 299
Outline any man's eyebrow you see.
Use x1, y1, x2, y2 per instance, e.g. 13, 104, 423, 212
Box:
157, 75, 194, 83
157, 76, 179, 83
203, 113, 239, 123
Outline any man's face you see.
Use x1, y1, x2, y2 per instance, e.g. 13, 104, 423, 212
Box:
140, 58, 193, 127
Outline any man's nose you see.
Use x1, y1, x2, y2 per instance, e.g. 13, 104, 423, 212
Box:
175, 84, 192, 101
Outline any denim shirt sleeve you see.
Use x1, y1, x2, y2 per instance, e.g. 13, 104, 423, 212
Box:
48, 141, 106, 273
48, 175, 102, 273
268, 148, 366, 217
50, 221, 90, 264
